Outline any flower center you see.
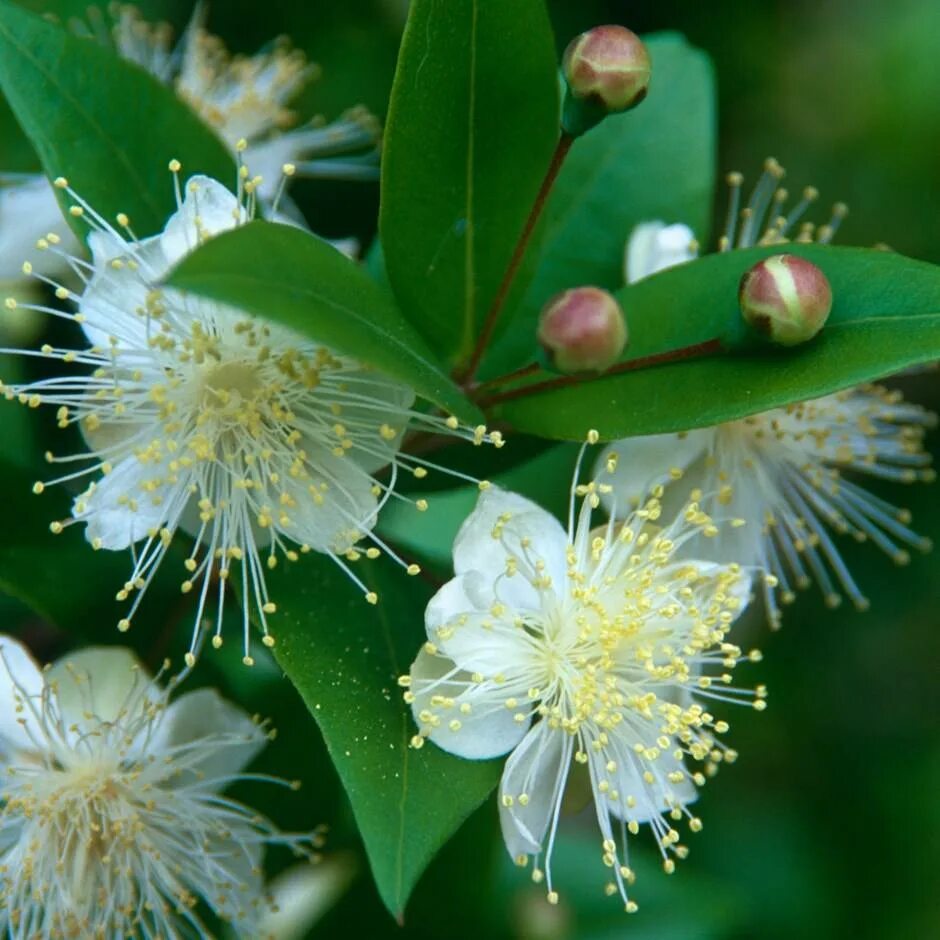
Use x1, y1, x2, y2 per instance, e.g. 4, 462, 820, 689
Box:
201, 359, 263, 408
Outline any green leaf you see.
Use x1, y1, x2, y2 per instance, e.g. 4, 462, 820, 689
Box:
0, 458, 129, 627
492, 245, 940, 439
166, 220, 481, 423
0, 1, 234, 239
380, 0, 560, 364
484, 32, 717, 377
378, 442, 578, 567
268, 557, 500, 919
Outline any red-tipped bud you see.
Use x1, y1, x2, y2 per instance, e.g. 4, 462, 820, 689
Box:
738, 254, 832, 346
562, 26, 651, 135
538, 287, 627, 373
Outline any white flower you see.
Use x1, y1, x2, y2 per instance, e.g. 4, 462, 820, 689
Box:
602, 161, 935, 626
403, 445, 760, 911
1, 173, 496, 663
0, 634, 313, 939
0, 4, 378, 287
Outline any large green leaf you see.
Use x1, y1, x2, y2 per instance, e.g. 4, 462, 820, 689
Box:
268, 557, 500, 919
484, 32, 717, 378
166, 220, 481, 423
380, 0, 560, 364
491, 244, 940, 439
0, 1, 233, 239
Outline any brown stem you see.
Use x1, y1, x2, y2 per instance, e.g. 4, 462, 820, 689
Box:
470, 361, 540, 396
478, 337, 724, 408
456, 132, 575, 385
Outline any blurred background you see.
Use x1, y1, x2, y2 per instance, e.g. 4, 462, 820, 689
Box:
1, 1, 938, 937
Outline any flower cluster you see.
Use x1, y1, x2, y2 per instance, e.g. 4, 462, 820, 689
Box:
0, 4, 934, 933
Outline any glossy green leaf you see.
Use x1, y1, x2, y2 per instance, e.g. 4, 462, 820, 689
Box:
166, 220, 481, 423
484, 32, 717, 377
380, 0, 560, 364
268, 557, 500, 919
492, 245, 940, 439
0, 1, 233, 239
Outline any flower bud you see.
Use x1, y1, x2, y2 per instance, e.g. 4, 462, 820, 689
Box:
562, 26, 651, 136
538, 287, 627, 373
738, 254, 832, 346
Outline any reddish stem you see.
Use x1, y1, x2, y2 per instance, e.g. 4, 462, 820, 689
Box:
457, 133, 574, 385
478, 337, 724, 408
470, 361, 540, 395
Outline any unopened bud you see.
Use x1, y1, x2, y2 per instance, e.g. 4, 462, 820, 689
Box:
562, 26, 651, 136
538, 287, 627, 373
738, 254, 832, 346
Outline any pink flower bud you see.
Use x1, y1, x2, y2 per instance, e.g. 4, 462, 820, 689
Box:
562, 26, 651, 114
738, 254, 832, 346
538, 287, 628, 373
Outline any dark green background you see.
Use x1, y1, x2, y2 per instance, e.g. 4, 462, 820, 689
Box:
0, 2, 937, 938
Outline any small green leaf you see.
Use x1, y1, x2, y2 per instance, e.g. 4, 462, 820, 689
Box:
492, 245, 940, 439
268, 557, 500, 919
166, 220, 481, 423
484, 32, 717, 377
0, 1, 234, 239
380, 0, 560, 364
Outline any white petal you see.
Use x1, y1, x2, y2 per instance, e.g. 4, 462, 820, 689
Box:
160, 175, 245, 267
409, 647, 529, 760
597, 429, 714, 518
426, 571, 485, 626
47, 646, 152, 727
598, 738, 697, 824
453, 487, 567, 611
277, 446, 379, 553
78, 241, 169, 352
74, 457, 171, 550
0, 635, 45, 753
425, 573, 543, 677
624, 221, 697, 284
0, 175, 82, 282
331, 369, 416, 475
258, 857, 356, 940
150, 687, 266, 787
498, 722, 571, 860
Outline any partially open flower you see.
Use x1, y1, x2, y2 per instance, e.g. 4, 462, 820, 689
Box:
537, 286, 627, 373
0, 636, 314, 938
739, 253, 832, 346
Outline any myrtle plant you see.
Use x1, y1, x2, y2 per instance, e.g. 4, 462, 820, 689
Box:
0, 1, 936, 936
